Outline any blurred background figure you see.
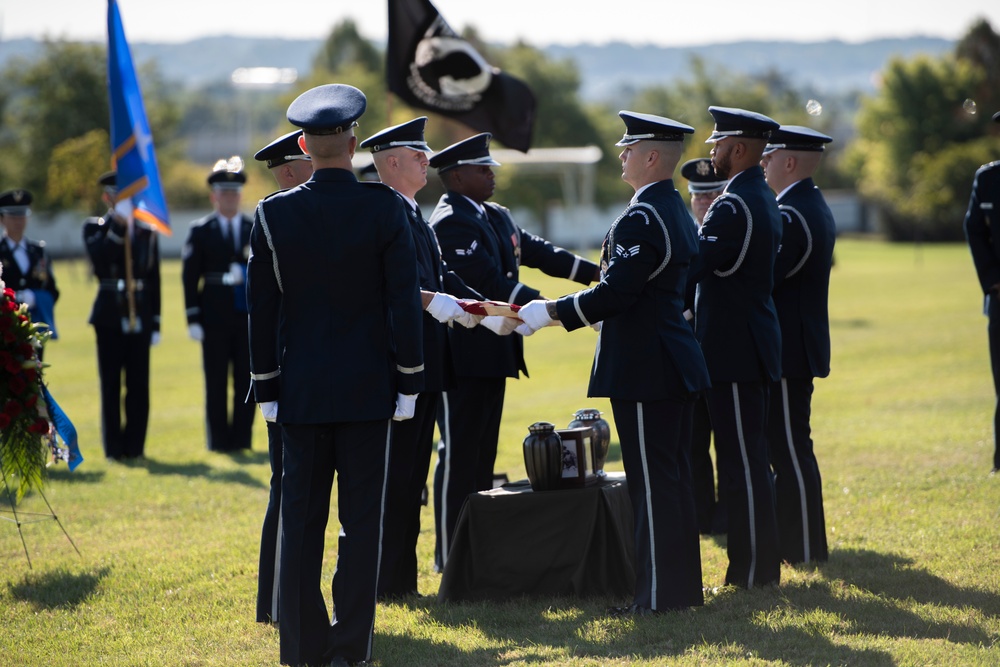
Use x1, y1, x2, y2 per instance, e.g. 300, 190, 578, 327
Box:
0, 188, 59, 360
181, 158, 255, 452
83, 171, 162, 461
963, 110, 1000, 475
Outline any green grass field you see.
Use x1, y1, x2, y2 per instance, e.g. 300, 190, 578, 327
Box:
2, 238, 999, 666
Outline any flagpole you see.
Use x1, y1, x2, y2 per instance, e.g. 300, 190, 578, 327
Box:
123, 217, 137, 332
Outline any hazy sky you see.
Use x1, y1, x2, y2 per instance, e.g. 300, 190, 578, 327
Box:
2, 0, 999, 47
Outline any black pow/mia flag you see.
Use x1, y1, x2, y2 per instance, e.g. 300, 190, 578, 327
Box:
387, 0, 536, 152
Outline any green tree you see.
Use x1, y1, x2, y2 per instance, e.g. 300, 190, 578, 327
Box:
313, 20, 381, 75
848, 53, 986, 240
0, 39, 181, 213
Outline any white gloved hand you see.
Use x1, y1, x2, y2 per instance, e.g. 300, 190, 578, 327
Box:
425, 292, 465, 324
259, 401, 278, 422
15, 289, 36, 309
187, 323, 205, 341
114, 198, 133, 220
228, 262, 245, 286
453, 311, 483, 328
518, 300, 554, 330
591, 321, 603, 332
514, 322, 537, 336
393, 393, 419, 421
151, 332, 161, 346
481, 315, 519, 335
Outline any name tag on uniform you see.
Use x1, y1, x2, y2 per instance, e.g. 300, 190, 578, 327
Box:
983, 203, 994, 210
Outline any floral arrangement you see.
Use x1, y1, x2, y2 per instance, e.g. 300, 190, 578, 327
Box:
0, 264, 53, 501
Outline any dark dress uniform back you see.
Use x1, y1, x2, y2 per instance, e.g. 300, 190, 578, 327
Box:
248, 152, 425, 665
84, 207, 161, 460
182, 201, 255, 452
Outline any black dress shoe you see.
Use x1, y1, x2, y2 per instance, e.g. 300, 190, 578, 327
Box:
606, 603, 661, 617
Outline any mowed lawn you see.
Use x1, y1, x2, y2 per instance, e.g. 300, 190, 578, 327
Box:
2, 238, 998, 666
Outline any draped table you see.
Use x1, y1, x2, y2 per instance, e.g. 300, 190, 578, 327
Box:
438, 472, 635, 601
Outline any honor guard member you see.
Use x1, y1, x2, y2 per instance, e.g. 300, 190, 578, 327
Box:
182, 158, 256, 452
360, 118, 503, 600
0, 189, 59, 360
680, 157, 728, 535
83, 172, 162, 460
963, 110, 1000, 474
428, 133, 601, 570
760, 125, 836, 564
247, 84, 425, 667
689, 106, 783, 588
518, 111, 710, 614
250, 129, 313, 626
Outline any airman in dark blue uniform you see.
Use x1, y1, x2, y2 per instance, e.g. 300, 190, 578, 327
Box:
248, 84, 425, 667
359, 117, 492, 601
689, 106, 782, 588
427, 133, 600, 570
182, 160, 255, 452
518, 111, 710, 613
0, 189, 58, 361
680, 157, 728, 536
250, 129, 313, 626
761, 125, 836, 564
963, 110, 1000, 474
83, 171, 161, 461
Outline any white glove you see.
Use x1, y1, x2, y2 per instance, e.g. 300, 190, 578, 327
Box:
591, 321, 603, 333
453, 311, 483, 328
227, 262, 245, 286
114, 198, 133, 220
515, 322, 536, 336
15, 289, 36, 309
187, 323, 205, 341
518, 300, 554, 330
151, 332, 161, 346
259, 401, 278, 422
425, 292, 465, 324
393, 393, 418, 421
481, 315, 519, 335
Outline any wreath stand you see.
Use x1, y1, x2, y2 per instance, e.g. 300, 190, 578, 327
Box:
0, 461, 80, 569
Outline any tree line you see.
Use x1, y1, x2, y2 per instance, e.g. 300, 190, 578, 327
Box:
0, 18, 998, 241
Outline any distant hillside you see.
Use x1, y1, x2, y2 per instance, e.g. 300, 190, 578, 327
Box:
0, 35, 954, 99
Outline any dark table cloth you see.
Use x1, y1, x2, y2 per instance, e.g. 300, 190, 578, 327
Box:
438, 472, 635, 601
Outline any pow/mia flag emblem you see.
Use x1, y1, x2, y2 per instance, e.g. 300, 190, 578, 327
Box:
455, 240, 478, 256
615, 244, 640, 259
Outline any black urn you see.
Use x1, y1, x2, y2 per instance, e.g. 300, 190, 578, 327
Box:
523, 421, 563, 491
568, 408, 611, 476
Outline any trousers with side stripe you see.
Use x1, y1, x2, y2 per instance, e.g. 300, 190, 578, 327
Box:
256, 421, 284, 624
611, 396, 703, 610
706, 381, 781, 588
278, 420, 390, 666
433, 377, 505, 570
378, 391, 439, 598
767, 377, 828, 564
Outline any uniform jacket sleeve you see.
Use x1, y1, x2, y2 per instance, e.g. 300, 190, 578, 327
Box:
556, 206, 662, 331
689, 192, 751, 284
964, 164, 1000, 295
247, 203, 282, 403
382, 200, 426, 396
181, 219, 206, 325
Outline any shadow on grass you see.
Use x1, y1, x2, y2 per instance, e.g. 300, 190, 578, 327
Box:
7, 566, 109, 610
387, 547, 998, 665
141, 458, 266, 489
44, 469, 105, 484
